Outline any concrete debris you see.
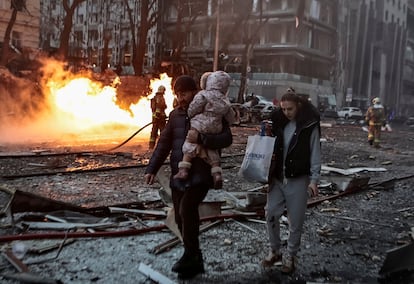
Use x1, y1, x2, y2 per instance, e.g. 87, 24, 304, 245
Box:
138, 262, 176, 284
379, 242, 414, 276
322, 165, 387, 175
245, 192, 266, 208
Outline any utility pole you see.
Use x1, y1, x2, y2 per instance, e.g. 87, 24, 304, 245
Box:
213, 0, 220, 71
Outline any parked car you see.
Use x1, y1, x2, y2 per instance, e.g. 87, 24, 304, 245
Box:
337, 107, 363, 119
322, 108, 339, 119
259, 104, 277, 120
243, 95, 273, 108
406, 116, 414, 126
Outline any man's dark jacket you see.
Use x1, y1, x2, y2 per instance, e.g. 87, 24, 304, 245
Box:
145, 107, 232, 190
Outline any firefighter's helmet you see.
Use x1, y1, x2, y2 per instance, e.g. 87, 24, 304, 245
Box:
157, 85, 166, 94
372, 97, 380, 104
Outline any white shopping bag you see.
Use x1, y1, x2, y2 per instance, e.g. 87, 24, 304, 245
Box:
238, 135, 276, 184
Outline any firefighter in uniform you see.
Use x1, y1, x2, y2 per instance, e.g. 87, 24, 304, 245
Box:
149, 85, 167, 149
365, 97, 386, 148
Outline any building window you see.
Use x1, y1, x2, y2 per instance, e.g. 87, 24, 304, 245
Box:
267, 23, 282, 43
11, 31, 22, 50
266, 0, 282, 10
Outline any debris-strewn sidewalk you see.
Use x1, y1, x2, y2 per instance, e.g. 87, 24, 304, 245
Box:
0, 123, 413, 283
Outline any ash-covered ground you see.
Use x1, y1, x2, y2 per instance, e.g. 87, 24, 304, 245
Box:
0, 121, 413, 284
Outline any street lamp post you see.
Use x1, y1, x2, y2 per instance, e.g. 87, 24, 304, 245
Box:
213, 0, 221, 71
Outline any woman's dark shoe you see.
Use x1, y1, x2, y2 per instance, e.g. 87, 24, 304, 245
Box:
261, 250, 281, 267
280, 254, 296, 274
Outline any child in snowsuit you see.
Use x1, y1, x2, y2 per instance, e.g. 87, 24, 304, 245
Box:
173, 71, 236, 189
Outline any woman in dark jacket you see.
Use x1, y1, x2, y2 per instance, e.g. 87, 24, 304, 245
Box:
144, 75, 232, 280
261, 90, 321, 274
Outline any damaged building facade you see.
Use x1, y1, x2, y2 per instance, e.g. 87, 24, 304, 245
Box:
1, 0, 413, 115
0, 0, 40, 71
403, 0, 414, 116
159, 0, 412, 113
159, 0, 337, 106
39, 0, 159, 75
336, 0, 411, 115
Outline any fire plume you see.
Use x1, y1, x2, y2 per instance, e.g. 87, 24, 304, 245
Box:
0, 58, 175, 146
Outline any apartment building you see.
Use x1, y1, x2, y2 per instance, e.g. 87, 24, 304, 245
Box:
402, 0, 414, 116
160, 0, 337, 104
40, 0, 159, 74
336, 0, 408, 114
1, 0, 412, 114
0, 0, 40, 61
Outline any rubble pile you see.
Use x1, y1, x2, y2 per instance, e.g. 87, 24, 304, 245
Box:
0, 123, 413, 283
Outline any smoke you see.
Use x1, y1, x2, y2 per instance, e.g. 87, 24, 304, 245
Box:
0, 57, 151, 145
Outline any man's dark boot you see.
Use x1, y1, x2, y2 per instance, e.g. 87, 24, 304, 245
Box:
172, 250, 204, 278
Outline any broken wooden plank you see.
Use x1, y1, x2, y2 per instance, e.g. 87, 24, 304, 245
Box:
165, 208, 182, 241
28, 239, 76, 254
2, 250, 29, 272
0, 272, 62, 284
315, 213, 393, 228
153, 220, 223, 255
0, 224, 168, 242
198, 201, 224, 218
156, 165, 173, 206
108, 207, 167, 217
229, 219, 259, 234
6, 190, 88, 217
21, 221, 117, 230
320, 207, 341, 213
138, 262, 176, 284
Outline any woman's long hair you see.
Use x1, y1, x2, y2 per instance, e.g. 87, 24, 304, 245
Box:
280, 90, 320, 126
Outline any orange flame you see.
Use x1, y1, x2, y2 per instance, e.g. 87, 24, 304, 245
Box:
0, 58, 175, 146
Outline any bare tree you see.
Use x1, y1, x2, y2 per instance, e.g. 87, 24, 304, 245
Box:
219, 0, 268, 103
171, 0, 202, 61
124, 0, 158, 75
56, 0, 87, 60
0, 0, 26, 66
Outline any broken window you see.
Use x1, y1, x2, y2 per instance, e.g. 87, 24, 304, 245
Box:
11, 31, 22, 50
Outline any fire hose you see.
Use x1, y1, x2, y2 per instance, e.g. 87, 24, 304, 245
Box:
106, 121, 153, 151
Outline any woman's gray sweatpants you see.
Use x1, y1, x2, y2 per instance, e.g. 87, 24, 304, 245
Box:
265, 176, 309, 256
